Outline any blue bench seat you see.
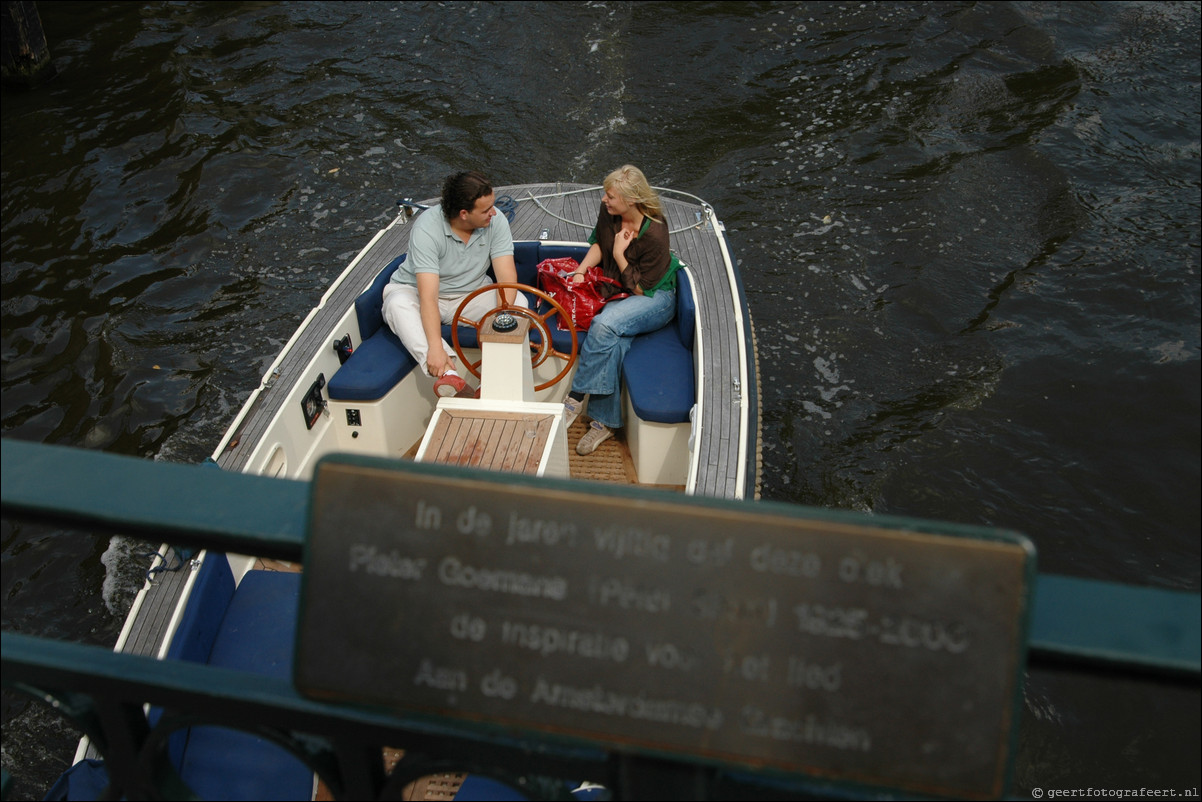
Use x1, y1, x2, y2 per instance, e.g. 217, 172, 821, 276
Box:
622, 270, 695, 424
157, 558, 311, 801
326, 254, 418, 402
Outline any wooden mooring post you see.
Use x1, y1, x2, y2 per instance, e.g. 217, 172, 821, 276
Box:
1, 0, 56, 88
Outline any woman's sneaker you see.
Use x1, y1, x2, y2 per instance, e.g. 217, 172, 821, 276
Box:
576, 421, 613, 455
563, 396, 584, 429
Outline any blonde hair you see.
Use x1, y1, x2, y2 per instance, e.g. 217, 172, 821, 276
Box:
603, 165, 664, 223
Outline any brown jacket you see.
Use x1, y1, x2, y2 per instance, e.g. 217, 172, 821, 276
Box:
591, 205, 672, 297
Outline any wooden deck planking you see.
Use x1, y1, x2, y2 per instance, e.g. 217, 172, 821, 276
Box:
120, 547, 192, 658
425, 409, 553, 475
663, 202, 745, 499
507, 183, 599, 242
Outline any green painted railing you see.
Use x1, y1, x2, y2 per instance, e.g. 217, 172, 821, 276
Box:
3, 438, 1199, 800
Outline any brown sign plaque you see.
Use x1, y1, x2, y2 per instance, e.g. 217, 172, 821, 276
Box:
297, 456, 1034, 799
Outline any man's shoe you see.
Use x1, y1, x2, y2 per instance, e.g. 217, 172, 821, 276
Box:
433, 371, 468, 398
576, 421, 614, 455
563, 396, 584, 429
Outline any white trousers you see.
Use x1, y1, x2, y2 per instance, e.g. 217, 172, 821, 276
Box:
381, 281, 528, 375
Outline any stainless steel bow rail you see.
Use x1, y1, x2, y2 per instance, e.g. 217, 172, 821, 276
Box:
3, 439, 1198, 801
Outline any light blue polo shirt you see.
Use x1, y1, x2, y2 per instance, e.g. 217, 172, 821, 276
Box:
390, 204, 514, 296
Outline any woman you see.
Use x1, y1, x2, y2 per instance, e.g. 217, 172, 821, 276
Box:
563, 165, 679, 455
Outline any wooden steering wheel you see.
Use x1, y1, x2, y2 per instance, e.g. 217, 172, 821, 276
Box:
450, 282, 579, 392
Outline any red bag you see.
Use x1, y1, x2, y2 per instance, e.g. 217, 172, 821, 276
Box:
536, 258, 629, 331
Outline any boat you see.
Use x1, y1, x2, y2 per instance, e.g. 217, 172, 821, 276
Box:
213, 182, 759, 496
49, 182, 763, 800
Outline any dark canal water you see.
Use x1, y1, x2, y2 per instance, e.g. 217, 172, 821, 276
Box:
3, 2, 1198, 798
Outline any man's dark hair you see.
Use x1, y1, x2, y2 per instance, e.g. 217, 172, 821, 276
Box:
441, 171, 493, 219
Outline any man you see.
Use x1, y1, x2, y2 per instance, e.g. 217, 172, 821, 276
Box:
381, 171, 523, 396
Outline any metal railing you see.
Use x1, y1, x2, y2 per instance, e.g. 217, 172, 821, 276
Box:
3, 438, 1199, 800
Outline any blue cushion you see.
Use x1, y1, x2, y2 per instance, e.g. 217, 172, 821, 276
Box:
621, 270, 695, 424
355, 254, 406, 340
512, 240, 541, 286
442, 323, 481, 351
205, 571, 300, 678
327, 327, 419, 401
440, 288, 544, 351
177, 571, 311, 802
623, 325, 695, 423
166, 553, 235, 666
446, 239, 587, 354
541, 315, 583, 356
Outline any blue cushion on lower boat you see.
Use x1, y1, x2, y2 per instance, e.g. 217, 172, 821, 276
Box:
178, 724, 311, 802
204, 571, 299, 677
166, 552, 235, 666
177, 571, 311, 802
44, 759, 110, 802
154, 554, 237, 769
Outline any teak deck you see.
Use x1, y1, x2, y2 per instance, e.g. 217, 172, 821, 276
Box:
422, 409, 554, 475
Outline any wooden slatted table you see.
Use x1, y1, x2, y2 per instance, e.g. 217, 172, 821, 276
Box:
415, 398, 569, 477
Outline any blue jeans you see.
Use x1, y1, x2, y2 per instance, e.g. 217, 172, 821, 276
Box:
571, 288, 676, 429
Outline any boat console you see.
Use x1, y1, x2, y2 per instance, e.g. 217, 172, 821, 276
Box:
416, 311, 571, 478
